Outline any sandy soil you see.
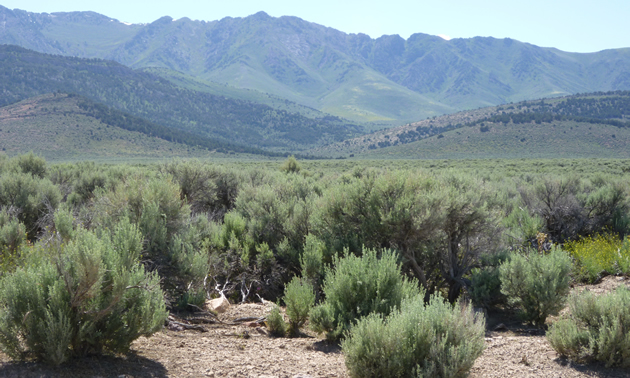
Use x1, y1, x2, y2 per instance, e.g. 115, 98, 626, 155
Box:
1, 277, 630, 378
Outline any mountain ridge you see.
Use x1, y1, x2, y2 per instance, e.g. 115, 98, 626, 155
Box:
2, 6, 629, 124
0, 45, 362, 152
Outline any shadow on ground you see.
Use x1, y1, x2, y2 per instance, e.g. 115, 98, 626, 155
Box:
310, 340, 343, 354
0, 353, 167, 378
552, 357, 630, 378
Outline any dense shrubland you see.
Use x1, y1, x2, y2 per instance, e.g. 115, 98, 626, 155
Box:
0, 153, 630, 370
547, 287, 630, 368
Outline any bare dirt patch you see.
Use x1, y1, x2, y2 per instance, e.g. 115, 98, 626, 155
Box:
2, 277, 630, 377
0, 302, 348, 378
470, 276, 630, 378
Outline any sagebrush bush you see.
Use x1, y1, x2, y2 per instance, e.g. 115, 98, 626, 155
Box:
502, 206, 543, 247
283, 277, 315, 336
547, 287, 630, 368
266, 305, 286, 337
564, 233, 629, 282
313, 171, 500, 303
9, 151, 47, 179
175, 289, 206, 310
499, 247, 572, 326
280, 155, 301, 174
309, 248, 417, 341
162, 161, 242, 218
342, 294, 486, 378
66, 171, 109, 207
300, 234, 324, 295
0, 210, 27, 269
0, 172, 61, 237
469, 251, 511, 309
521, 177, 629, 243
0, 220, 167, 365
206, 213, 286, 302
92, 174, 189, 257
53, 207, 75, 242
233, 174, 318, 271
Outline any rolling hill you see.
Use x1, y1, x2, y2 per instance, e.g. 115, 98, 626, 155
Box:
0, 45, 363, 152
0, 93, 220, 161
1, 6, 629, 124
315, 91, 630, 159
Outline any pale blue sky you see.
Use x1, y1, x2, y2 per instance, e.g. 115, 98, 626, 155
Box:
2, 0, 628, 53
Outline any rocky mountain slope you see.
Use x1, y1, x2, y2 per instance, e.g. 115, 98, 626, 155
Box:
1, 6, 629, 124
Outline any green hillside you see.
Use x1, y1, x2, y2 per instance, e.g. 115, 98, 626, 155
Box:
3, 6, 628, 124
0, 93, 222, 161
316, 91, 630, 159
141, 67, 329, 120
0, 45, 363, 152
361, 119, 629, 159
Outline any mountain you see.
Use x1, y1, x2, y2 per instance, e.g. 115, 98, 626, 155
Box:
315, 91, 630, 159
0, 93, 220, 161
1, 6, 629, 124
0, 45, 362, 152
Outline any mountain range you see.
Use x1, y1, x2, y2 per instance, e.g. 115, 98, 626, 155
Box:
1, 5, 629, 125
0, 45, 361, 153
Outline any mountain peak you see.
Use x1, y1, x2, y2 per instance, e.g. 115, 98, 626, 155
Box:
251, 11, 271, 20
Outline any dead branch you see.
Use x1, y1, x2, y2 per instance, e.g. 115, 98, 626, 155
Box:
167, 316, 207, 332
240, 278, 253, 303
233, 316, 266, 323
186, 317, 219, 325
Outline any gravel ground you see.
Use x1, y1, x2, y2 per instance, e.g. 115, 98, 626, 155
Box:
2, 277, 630, 377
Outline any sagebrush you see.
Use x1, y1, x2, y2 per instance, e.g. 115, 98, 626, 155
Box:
547, 287, 630, 368
342, 294, 485, 378
0, 220, 167, 365
499, 247, 572, 326
309, 248, 417, 341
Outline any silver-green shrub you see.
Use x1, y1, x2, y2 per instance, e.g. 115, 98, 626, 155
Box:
266, 305, 286, 337
547, 287, 630, 368
469, 251, 510, 309
0, 219, 167, 365
309, 248, 417, 341
0, 172, 61, 237
0, 210, 27, 270
342, 295, 485, 378
283, 276, 315, 336
300, 234, 324, 295
499, 247, 572, 326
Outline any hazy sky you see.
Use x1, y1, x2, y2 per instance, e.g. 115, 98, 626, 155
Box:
2, 0, 628, 53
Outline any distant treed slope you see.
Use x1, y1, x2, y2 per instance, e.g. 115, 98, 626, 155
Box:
360, 118, 630, 160
1, 6, 628, 123
314, 91, 630, 156
0, 93, 216, 160
466, 91, 630, 128
0, 45, 362, 152
73, 95, 286, 156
